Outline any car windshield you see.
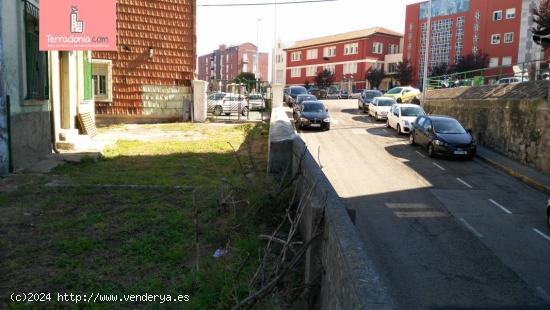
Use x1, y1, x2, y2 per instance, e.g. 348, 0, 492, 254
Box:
302, 103, 325, 113
291, 87, 307, 95
249, 95, 262, 100
387, 87, 403, 94
365, 91, 382, 99
298, 95, 315, 101
401, 107, 424, 117
433, 119, 467, 134
377, 99, 395, 106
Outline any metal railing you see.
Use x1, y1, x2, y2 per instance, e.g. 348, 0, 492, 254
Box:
426, 58, 550, 90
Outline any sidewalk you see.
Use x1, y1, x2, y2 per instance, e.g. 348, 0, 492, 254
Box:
476, 145, 550, 195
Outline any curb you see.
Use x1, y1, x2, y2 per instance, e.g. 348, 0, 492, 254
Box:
476, 154, 550, 196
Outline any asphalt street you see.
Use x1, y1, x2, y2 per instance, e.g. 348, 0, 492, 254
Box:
296, 99, 550, 309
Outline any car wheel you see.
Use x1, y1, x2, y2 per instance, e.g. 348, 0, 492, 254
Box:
386, 119, 390, 128
225, 113, 230, 116
412, 98, 420, 105
375, 112, 378, 120
241, 106, 249, 116
428, 143, 436, 158
213, 106, 223, 116
397, 98, 402, 103
547, 210, 550, 229
410, 131, 416, 145
397, 124, 402, 135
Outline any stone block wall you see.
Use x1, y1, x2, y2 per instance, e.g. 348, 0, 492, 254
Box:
268, 107, 394, 309
425, 81, 550, 175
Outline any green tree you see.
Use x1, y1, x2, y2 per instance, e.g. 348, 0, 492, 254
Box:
233, 72, 257, 92
430, 63, 450, 77
304, 79, 311, 89
395, 61, 413, 86
314, 69, 335, 90
451, 52, 490, 76
366, 68, 386, 89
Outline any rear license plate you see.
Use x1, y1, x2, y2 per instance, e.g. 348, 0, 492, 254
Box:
454, 150, 467, 155
310, 124, 321, 128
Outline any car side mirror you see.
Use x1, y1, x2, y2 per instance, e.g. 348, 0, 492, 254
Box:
427, 126, 433, 133
326, 109, 329, 112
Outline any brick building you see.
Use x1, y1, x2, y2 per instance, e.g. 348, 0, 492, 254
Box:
197, 43, 269, 87
92, 0, 196, 123
404, 0, 544, 87
284, 27, 404, 91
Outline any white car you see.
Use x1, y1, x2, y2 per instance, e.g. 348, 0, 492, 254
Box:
208, 92, 248, 116
387, 104, 426, 135
368, 97, 396, 121
247, 94, 265, 111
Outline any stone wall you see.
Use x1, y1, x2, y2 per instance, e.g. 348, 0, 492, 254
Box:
425, 81, 550, 175
268, 107, 394, 309
10, 111, 52, 172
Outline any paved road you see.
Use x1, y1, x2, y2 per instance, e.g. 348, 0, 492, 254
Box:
297, 99, 550, 309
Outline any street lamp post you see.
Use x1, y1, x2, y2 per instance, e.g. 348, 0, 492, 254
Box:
421, 0, 433, 107
256, 18, 262, 93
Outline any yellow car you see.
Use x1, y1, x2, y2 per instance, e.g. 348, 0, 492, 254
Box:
384, 86, 421, 104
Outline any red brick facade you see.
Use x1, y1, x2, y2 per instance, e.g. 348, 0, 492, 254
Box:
404, 0, 525, 87
92, 0, 196, 118
285, 27, 403, 90
197, 43, 269, 83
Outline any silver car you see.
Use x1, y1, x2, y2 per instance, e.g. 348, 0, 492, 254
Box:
247, 94, 265, 111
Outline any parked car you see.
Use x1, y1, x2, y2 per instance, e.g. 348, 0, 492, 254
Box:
387, 104, 426, 135
326, 90, 349, 99
497, 77, 525, 84
309, 88, 327, 99
350, 89, 363, 99
208, 92, 248, 116
294, 101, 330, 131
283, 87, 291, 103
358, 90, 383, 111
368, 97, 397, 121
294, 94, 317, 116
285, 86, 308, 107
247, 94, 265, 111
546, 198, 550, 228
410, 115, 476, 159
384, 86, 421, 104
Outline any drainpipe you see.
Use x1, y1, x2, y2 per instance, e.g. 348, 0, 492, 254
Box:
6, 95, 13, 172
49, 52, 60, 154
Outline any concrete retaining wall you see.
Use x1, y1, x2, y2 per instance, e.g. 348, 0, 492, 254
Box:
425, 80, 550, 175
10, 111, 52, 172
268, 107, 394, 309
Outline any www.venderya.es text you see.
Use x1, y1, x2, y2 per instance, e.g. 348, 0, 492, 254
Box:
10, 292, 190, 304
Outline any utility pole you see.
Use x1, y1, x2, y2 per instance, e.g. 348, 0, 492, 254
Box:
421, 0, 433, 107
256, 18, 262, 93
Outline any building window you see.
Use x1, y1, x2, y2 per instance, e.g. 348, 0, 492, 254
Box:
493, 10, 502, 21
387, 63, 398, 74
306, 49, 318, 60
506, 8, 516, 19
491, 34, 501, 44
388, 44, 399, 54
91, 59, 112, 102
372, 42, 384, 54
291, 51, 301, 61
371, 62, 383, 71
306, 66, 317, 77
502, 56, 512, 66
323, 46, 336, 57
291, 68, 301, 77
504, 32, 514, 43
455, 16, 465, 63
323, 65, 335, 74
343, 62, 357, 74
24, 1, 49, 100
344, 42, 359, 55
489, 57, 499, 68
92, 75, 107, 96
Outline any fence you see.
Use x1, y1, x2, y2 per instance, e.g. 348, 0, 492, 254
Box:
206, 80, 272, 122
426, 58, 550, 90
